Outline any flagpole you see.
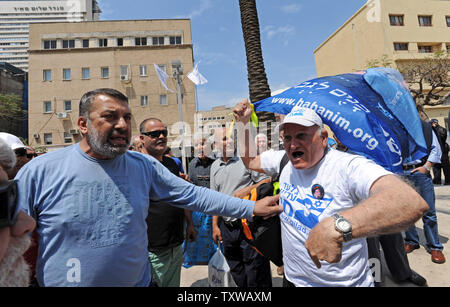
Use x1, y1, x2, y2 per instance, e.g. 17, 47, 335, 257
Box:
172, 60, 187, 173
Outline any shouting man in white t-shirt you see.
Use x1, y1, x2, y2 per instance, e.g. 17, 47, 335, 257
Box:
233, 99, 428, 287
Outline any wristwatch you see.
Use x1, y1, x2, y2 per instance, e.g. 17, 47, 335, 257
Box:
422, 164, 431, 172
333, 214, 352, 242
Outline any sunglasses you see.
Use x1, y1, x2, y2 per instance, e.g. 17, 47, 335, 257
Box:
14, 148, 37, 159
141, 129, 168, 138
0, 180, 18, 228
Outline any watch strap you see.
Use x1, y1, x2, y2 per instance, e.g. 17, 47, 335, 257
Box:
333, 214, 353, 242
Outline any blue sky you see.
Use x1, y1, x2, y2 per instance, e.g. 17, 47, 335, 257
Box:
98, 0, 367, 110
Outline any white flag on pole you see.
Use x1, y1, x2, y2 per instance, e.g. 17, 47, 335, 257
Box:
154, 64, 174, 92
187, 62, 208, 86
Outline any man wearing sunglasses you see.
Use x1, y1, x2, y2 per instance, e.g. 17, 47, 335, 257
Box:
0, 137, 36, 287
14, 88, 282, 287
139, 117, 196, 287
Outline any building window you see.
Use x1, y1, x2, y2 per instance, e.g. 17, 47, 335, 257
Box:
43, 40, 56, 49
63, 68, 71, 80
418, 45, 433, 53
44, 133, 52, 145
64, 132, 72, 144
446, 16, 450, 27
152, 37, 165, 45
82, 67, 90, 80
135, 37, 147, 46
101, 67, 109, 79
394, 43, 408, 51
120, 65, 130, 80
43, 69, 51, 81
64, 100, 72, 112
389, 15, 404, 26
62, 39, 75, 49
98, 38, 108, 47
160, 94, 167, 106
141, 95, 148, 107
82, 39, 89, 48
139, 65, 147, 76
117, 38, 123, 46
169, 36, 182, 45
418, 15, 432, 27
43, 101, 51, 113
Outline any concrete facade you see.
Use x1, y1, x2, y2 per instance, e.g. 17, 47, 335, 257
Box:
314, 0, 450, 76
28, 19, 196, 151
314, 0, 450, 132
0, 0, 100, 71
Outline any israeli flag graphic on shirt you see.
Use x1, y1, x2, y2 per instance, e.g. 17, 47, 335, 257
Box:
281, 193, 333, 229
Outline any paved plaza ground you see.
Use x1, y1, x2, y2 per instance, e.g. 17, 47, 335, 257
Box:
180, 184, 450, 287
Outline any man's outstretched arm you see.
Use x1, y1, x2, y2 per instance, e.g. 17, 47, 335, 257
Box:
305, 174, 428, 268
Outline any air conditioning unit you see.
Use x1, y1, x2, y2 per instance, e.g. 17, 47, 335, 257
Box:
120, 75, 129, 81
33, 133, 39, 139
69, 129, 79, 135
57, 112, 68, 119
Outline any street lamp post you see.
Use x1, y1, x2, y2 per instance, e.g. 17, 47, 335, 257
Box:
172, 60, 187, 173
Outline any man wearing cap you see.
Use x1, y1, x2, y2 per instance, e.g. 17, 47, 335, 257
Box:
0, 137, 36, 287
233, 99, 428, 287
0, 133, 36, 179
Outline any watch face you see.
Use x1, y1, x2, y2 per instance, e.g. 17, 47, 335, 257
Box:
337, 219, 351, 232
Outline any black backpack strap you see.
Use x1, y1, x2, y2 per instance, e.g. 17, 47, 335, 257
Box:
272, 152, 289, 182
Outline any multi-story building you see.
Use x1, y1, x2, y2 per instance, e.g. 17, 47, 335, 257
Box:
28, 19, 196, 152
314, 0, 450, 129
195, 106, 234, 137
0, 0, 100, 71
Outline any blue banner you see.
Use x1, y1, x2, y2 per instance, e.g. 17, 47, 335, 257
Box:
252, 68, 428, 173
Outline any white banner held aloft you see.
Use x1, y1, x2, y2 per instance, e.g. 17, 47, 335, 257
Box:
154, 64, 174, 92
187, 63, 208, 86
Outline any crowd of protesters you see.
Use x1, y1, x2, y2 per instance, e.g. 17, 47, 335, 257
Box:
0, 87, 448, 287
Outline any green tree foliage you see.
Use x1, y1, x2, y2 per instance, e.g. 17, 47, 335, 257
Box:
0, 93, 26, 133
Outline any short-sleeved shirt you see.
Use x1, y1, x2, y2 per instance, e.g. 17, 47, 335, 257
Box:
15, 144, 255, 286
147, 156, 185, 252
260, 148, 391, 287
210, 156, 269, 222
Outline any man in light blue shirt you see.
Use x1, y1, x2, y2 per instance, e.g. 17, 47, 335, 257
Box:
15, 88, 282, 286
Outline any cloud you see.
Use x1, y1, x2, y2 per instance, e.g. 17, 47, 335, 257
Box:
176, 0, 213, 19
263, 25, 295, 45
280, 4, 302, 14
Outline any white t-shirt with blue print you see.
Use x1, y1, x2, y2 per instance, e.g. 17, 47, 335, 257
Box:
260, 148, 391, 287
15, 144, 254, 286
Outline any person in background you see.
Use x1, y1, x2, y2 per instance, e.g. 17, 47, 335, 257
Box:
139, 117, 197, 286
183, 133, 217, 267
403, 120, 446, 264
0, 137, 36, 287
0, 133, 39, 284
129, 135, 144, 152
255, 133, 268, 155
210, 127, 273, 287
0, 133, 34, 179
429, 119, 450, 186
164, 146, 186, 176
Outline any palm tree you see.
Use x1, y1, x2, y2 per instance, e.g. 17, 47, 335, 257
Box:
238, 0, 275, 142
